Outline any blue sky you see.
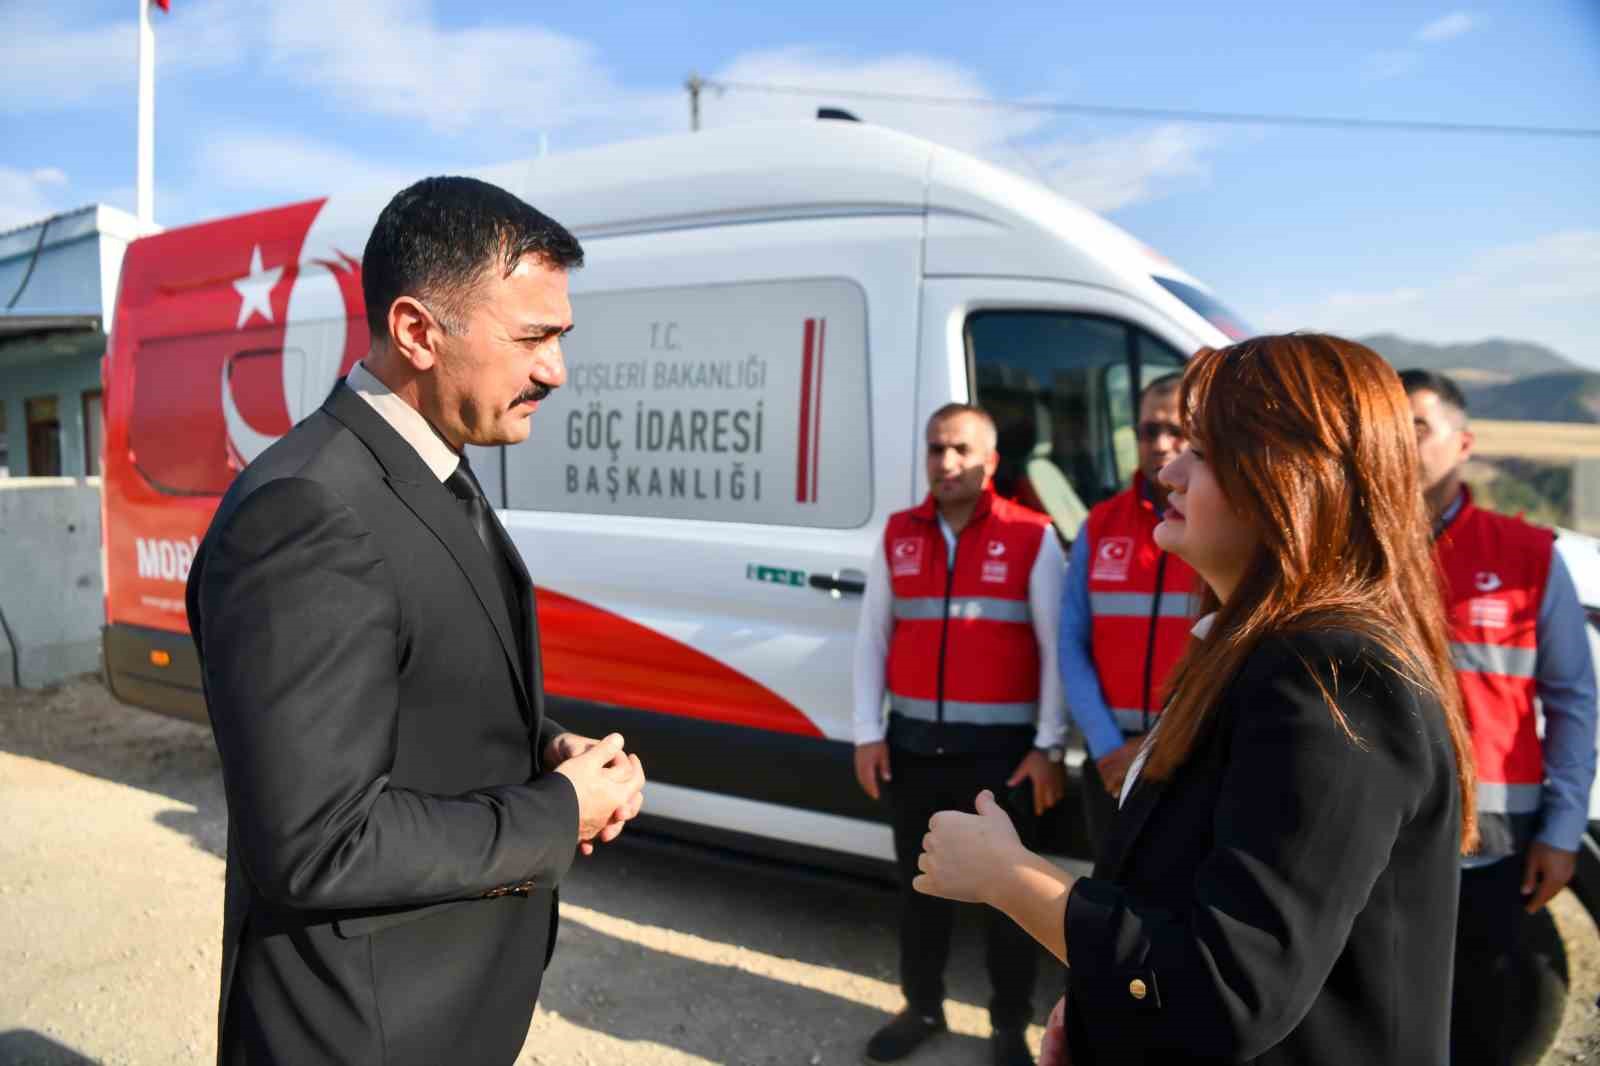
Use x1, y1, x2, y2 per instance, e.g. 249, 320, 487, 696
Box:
4, 0, 1598, 366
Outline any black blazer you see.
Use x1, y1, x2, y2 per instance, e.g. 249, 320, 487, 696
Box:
187, 383, 578, 1066
1064, 628, 1462, 1065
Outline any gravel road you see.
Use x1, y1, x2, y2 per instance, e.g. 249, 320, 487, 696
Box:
2, 677, 1597, 1065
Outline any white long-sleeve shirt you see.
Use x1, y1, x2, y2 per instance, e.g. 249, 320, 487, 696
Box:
852, 516, 1068, 749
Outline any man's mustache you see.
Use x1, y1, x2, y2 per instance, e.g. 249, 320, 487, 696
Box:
511, 382, 554, 409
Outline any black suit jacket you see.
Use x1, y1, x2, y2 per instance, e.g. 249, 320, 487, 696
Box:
187, 383, 578, 1066
1063, 629, 1462, 1065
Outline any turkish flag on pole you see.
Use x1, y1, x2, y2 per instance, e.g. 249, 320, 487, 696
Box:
153, 0, 169, 10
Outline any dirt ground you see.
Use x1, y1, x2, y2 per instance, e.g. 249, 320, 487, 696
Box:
2, 677, 1598, 1066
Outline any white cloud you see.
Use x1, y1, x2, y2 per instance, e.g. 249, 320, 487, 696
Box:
1011, 124, 1217, 214
1259, 231, 1600, 367
0, 166, 71, 231
0, 0, 249, 113
7, 2, 1223, 225
262, 0, 671, 142
194, 132, 431, 200
701, 47, 1046, 154
1416, 12, 1483, 43
702, 48, 1216, 213
1358, 11, 1483, 84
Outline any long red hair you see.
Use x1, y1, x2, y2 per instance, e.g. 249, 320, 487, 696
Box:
1143, 334, 1477, 852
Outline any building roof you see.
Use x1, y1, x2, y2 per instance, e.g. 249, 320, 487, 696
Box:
0, 204, 160, 339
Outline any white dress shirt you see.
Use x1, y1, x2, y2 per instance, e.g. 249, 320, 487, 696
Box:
1119, 612, 1216, 808
345, 361, 460, 482
852, 516, 1069, 750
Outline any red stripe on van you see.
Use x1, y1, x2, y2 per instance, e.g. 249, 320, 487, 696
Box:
796, 318, 815, 502
809, 318, 825, 503
536, 588, 823, 737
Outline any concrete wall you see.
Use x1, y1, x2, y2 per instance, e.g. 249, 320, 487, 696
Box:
0, 478, 103, 688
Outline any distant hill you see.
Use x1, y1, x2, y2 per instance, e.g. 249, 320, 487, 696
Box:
1359, 333, 1581, 380
1463, 372, 1600, 425
1352, 333, 1599, 424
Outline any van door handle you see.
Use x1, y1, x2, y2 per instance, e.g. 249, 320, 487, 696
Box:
809, 569, 867, 598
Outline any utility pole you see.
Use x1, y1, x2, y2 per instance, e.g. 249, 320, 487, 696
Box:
136, 0, 156, 225
686, 72, 704, 132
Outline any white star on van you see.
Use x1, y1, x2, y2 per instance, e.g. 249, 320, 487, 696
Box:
234, 244, 282, 329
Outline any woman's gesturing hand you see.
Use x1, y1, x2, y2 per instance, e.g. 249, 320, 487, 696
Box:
912, 789, 1023, 904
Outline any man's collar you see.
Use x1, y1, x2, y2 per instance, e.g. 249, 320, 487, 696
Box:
1134, 470, 1165, 514
1433, 485, 1470, 539
347, 361, 462, 483
914, 483, 996, 524
1135, 469, 1154, 504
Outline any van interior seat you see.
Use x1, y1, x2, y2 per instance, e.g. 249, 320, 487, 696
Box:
1021, 401, 1088, 542
1025, 451, 1088, 542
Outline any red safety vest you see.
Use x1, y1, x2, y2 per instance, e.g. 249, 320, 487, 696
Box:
884, 487, 1049, 727
1084, 473, 1199, 735
1436, 489, 1551, 838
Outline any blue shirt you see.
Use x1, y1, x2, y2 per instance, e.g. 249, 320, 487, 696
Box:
1528, 549, 1598, 852
1059, 529, 1133, 760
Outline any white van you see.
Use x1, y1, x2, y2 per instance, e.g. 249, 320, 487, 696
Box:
103, 118, 1246, 874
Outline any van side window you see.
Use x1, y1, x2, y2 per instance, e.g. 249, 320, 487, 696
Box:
129, 339, 301, 495
966, 313, 1184, 541
1104, 333, 1186, 491
505, 279, 873, 529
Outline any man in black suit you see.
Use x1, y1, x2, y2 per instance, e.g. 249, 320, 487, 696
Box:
187, 176, 646, 1066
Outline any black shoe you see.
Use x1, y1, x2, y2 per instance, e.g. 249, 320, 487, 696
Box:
991, 1026, 1034, 1066
865, 1009, 946, 1062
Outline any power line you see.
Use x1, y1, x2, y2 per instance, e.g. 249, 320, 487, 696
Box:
701, 78, 1600, 141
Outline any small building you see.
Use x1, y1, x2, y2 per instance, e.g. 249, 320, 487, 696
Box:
0, 205, 157, 478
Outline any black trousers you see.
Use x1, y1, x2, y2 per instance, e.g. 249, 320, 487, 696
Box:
1450, 853, 1566, 1066
1079, 758, 1121, 867
886, 744, 1039, 1030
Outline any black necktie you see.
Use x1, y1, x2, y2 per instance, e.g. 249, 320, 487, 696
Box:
446, 458, 526, 660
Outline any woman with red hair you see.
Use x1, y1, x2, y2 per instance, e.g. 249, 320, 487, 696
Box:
915, 334, 1476, 1065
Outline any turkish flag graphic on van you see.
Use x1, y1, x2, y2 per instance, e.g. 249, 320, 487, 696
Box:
118, 199, 368, 495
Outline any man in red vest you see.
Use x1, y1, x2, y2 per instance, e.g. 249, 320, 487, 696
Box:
853, 403, 1068, 1066
1402, 369, 1596, 1066
1057, 373, 1199, 857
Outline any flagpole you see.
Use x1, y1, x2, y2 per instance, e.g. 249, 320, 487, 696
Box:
137, 0, 155, 225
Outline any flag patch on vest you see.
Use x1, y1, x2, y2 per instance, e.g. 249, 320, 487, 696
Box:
1092, 536, 1134, 581
891, 537, 925, 576
1469, 597, 1510, 630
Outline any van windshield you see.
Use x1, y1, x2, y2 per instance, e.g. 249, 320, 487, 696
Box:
1152, 276, 1253, 341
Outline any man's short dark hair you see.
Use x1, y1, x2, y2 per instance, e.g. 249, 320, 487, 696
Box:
926, 402, 998, 449
1397, 368, 1468, 415
1139, 371, 1183, 408
361, 176, 584, 340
